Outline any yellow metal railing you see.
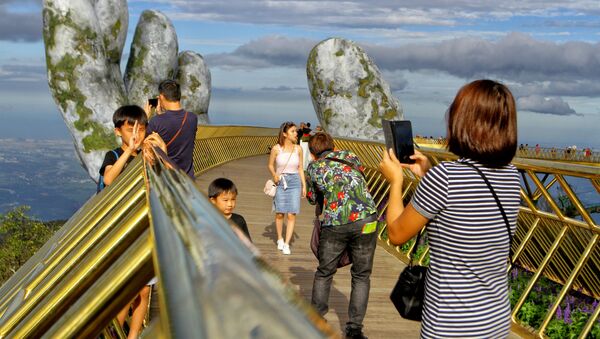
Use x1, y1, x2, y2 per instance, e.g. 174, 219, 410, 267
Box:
146, 147, 333, 338
0, 125, 332, 338
188, 128, 599, 338
1, 125, 597, 338
332, 137, 600, 339
0, 158, 148, 338
193, 124, 277, 174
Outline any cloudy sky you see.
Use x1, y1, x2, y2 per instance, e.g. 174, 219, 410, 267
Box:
1, 0, 599, 148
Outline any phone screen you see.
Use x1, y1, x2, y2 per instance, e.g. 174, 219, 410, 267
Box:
382, 120, 415, 164
148, 98, 158, 107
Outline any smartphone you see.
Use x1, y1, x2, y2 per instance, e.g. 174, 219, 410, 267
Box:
382, 120, 415, 164
148, 98, 158, 108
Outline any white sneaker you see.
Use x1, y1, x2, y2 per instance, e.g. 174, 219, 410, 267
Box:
277, 238, 285, 251
282, 244, 291, 255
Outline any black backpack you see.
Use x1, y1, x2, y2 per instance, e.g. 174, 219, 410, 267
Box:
96, 150, 120, 193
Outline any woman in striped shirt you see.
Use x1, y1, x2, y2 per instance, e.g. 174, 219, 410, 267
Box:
379, 80, 520, 338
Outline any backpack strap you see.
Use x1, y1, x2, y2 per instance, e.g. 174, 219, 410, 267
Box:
166, 111, 189, 147
97, 150, 121, 193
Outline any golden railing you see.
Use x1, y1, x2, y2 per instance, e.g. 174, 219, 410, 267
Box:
0, 125, 330, 338
415, 137, 600, 164
0, 125, 597, 338
190, 125, 599, 337
333, 138, 600, 339
0, 158, 149, 338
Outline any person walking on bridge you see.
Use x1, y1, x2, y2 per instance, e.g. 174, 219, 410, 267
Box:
268, 121, 306, 255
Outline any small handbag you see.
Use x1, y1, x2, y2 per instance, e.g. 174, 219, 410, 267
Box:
263, 179, 277, 197
264, 145, 294, 198
390, 161, 515, 321
389, 229, 427, 321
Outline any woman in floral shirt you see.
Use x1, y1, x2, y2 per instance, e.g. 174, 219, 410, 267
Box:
305, 132, 377, 339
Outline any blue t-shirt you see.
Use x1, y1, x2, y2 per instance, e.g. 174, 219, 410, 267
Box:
147, 109, 198, 178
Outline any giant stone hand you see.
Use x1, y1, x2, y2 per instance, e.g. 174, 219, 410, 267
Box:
42, 0, 211, 182
307, 38, 402, 140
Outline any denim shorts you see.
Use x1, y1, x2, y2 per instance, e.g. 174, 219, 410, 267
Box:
274, 173, 301, 214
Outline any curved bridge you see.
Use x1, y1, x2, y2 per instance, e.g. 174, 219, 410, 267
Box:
0, 126, 598, 338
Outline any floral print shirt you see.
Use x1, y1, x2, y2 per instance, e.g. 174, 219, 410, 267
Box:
305, 150, 377, 226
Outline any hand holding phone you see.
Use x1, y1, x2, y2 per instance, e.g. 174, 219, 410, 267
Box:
382, 120, 415, 164
148, 98, 158, 108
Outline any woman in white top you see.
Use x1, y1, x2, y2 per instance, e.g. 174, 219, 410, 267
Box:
268, 122, 306, 255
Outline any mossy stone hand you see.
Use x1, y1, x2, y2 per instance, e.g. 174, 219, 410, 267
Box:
306, 38, 403, 140
43, 0, 210, 182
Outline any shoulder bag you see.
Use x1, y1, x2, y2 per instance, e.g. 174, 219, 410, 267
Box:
390, 162, 514, 321
264, 145, 294, 198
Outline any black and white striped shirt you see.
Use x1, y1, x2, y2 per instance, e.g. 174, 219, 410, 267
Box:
411, 158, 520, 338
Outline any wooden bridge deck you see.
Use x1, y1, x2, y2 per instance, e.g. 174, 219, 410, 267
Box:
195, 154, 418, 338
195, 155, 524, 338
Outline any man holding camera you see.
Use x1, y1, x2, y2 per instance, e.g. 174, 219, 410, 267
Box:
146, 79, 198, 178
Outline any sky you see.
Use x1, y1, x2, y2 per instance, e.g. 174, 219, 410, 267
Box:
0, 0, 599, 149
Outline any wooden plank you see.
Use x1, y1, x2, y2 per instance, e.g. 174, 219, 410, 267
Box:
195, 155, 420, 338
195, 154, 525, 338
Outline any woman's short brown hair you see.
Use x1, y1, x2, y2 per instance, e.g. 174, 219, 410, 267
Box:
447, 79, 517, 167
309, 132, 334, 157
277, 121, 296, 145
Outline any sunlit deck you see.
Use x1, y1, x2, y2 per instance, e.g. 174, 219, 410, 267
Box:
195, 154, 524, 338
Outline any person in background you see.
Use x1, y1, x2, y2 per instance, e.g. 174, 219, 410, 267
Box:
208, 177, 252, 242
379, 79, 521, 338
299, 122, 312, 170
145, 79, 197, 178
301, 122, 312, 141
267, 121, 306, 255
305, 132, 377, 339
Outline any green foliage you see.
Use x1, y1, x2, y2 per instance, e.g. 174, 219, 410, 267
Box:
509, 267, 600, 338
0, 206, 62, 284
546, 319, 567, 338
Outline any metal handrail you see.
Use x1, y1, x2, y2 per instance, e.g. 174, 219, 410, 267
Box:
331, 138, 599, 338
0, 158, 148, 338
145, 147, 333, 338
187, 127, 599, 338
0, 125, 596, 338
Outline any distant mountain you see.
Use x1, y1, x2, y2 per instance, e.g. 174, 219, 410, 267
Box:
0, 139, 95, 221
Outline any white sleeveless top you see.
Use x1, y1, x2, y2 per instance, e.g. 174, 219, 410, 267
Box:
275, 144, 300, 174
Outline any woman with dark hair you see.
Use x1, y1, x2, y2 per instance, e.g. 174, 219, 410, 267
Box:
267, 121, 306, 255
306, 132, 378, 339
379, 79, 521, 338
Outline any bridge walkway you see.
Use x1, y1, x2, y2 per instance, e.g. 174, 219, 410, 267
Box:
195, 154, 420, 338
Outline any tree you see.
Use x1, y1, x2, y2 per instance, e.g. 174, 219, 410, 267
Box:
0, 206, 61, 284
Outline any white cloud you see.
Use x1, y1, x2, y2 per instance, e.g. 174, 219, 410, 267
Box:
166, 1, 600, 29
517, 95, 580, 116
207, 32, 600, 85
